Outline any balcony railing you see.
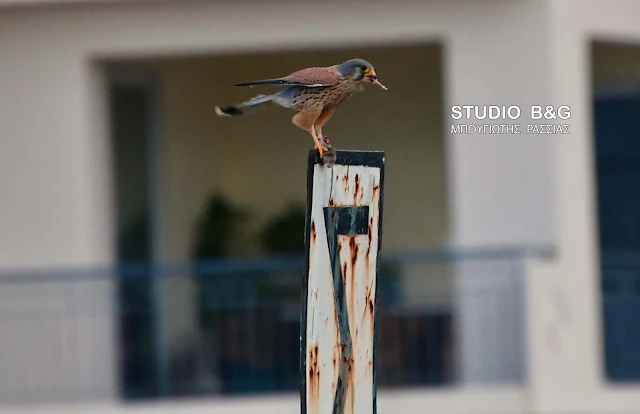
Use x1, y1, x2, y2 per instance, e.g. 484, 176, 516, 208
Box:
601, 251, 640, 382
0, 246, 548, 404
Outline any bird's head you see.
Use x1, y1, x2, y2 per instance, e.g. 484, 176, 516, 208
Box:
337, 58, 387, 90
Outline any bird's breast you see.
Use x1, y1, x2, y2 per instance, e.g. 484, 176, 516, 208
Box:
321, 79, 361, 108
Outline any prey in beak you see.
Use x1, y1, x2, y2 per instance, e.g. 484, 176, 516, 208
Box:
365, 70, 388, 90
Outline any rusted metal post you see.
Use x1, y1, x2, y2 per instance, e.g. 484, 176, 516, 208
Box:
300, 150, 385, 414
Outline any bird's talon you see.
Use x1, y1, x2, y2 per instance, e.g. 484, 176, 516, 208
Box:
315, 143, 329, 158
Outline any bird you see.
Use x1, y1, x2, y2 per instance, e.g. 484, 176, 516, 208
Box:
214, 58, 387, 158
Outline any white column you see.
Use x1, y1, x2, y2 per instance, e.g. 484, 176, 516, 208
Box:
443, 1, 556, 385
524, 2, 602, 411
0, 28, 117, 401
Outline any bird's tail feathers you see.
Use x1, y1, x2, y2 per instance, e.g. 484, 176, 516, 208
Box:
234, 78, 290, 87
215, 93, 276, 117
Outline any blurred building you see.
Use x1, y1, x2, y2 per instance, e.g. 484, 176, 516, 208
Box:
0, 0, 640, 413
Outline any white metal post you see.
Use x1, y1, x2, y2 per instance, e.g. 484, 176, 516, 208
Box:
300, 150, 385, 414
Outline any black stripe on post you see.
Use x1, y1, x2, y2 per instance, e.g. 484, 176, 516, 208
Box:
324, 206, 369, 414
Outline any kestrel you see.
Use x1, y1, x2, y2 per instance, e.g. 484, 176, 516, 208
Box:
214, 58, 387, 158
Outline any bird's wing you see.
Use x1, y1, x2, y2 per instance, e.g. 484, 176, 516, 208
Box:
281, 67, 339, 87
234, 67, 339, 88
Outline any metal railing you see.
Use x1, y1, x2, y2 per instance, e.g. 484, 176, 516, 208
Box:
0, 246, 545, 404
601, 251, 640, 382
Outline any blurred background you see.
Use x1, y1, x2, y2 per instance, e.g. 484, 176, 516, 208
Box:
0, 0, 640, 413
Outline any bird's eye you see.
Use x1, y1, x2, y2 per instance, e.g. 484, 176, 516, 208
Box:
360, 65, 367, 71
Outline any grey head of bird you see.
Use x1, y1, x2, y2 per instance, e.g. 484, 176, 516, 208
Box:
336, 58, 388, 90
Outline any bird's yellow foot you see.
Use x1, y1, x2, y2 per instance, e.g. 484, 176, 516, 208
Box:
315, 142, 329, 158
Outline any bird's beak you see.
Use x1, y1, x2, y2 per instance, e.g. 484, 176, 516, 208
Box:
366, 70, 387, 90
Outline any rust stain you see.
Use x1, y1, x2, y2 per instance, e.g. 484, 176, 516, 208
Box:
349, 237, 358, 329
308, 345, 320, 406
334, 308, 341, 354
311, 221, 316, 243
361, 284, 376, 348
368, 294, 376, 340
339, 243, 348, 291
342, 262, 348, 286
346, 354, 355, 414
329, 197, 335, 207
371, 187, 380, 245
332, 342, 341, 395
349, 238, 358, 269
333, 313, 341, 393
362, 286, 375, 326
342, 173, 349, 187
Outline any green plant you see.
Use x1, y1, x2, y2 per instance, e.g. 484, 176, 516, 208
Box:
192, 193, 250, 260
191, 193, 251, 331
259, 203, 306, 255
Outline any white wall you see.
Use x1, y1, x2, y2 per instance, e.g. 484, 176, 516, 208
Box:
441, 0, 640, 410
444, 0, 558, 248
524, 1, 640, 413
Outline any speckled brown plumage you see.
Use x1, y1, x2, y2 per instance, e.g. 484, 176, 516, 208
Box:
215, 58, 387, 159
289, 74, 362, 110
279, 67, 339, 87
